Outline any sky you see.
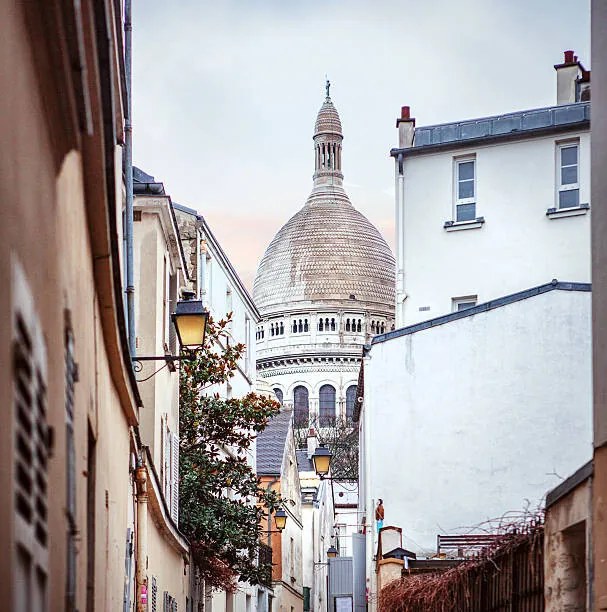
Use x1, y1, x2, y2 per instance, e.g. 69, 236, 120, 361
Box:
132, 0, 590, 291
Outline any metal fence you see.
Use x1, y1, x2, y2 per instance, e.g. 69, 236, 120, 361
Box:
436, 532, 544, 612
380, 529, 544, 612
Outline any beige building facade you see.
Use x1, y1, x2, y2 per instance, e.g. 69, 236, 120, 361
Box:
0, 1, 144, 609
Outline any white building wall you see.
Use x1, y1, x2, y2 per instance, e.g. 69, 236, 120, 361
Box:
362, 288, 592, 555
397, 131, 591, 326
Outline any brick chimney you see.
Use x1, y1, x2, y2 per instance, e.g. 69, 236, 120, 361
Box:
555, 50, 589, 104
396, 106, 415, 148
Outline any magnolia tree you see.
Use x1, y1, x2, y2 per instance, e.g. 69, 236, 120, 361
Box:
179, 316, 281, 591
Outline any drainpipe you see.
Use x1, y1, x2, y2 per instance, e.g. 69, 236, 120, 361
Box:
124, 0, 136, 356
134, 461, 148, 612
362, 349, 375, 612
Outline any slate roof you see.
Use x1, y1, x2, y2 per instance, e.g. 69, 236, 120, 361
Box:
295, 449, 314, 473
256, 409, 293, 476
391, 102, 590, 156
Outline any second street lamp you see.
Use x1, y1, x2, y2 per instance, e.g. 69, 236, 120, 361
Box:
327, 545, 339, 559
273, 508, 287, 532
311, 444, 333, 479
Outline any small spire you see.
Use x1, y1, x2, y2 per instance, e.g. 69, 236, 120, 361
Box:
325, 77, 331, 99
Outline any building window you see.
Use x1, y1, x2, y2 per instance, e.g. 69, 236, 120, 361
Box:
452, 296, 477, 312
558, 143, 579, 209
345, 385, 357, 422
274, 388, 283, 405
346, 318, 351, 332
280, 322, 284, 335
318, 318, 324, 331
330, 318, 336, 331
294, 386, 309, 426
319, 384, 336, 427
357, 319, 362, 332
455, 158, 476, 221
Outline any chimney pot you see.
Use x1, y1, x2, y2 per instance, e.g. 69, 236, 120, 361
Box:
401, 106, 410, 120
564, 50, 575, 64
574, 55, 578, 62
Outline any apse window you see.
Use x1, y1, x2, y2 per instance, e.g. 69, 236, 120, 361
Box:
452, 296, 477, 312
454, 157, 476, 222
557, 142, 580, 209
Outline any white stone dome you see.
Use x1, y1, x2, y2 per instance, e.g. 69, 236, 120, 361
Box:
253, 186, 395, 315
254, 89, 395, 316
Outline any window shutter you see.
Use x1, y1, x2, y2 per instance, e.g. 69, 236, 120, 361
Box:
151, 576, 158, 612
171, 432, 179, 523
12, 262, 49, 610
65, 321, 77, 611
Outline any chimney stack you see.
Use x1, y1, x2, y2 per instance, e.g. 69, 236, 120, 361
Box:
555, 49, 586, 105
396, 105, 415, 148
307, 427, 318, 459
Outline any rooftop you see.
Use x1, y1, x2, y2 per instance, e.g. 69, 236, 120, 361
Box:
256, 409, 293, 476
372, 280, 591, 347
391, 101, 590, 156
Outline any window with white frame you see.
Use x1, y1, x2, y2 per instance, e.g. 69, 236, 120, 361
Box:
557, 142, 580, 209
454, 158, 476, 222
452, 296, 477, 312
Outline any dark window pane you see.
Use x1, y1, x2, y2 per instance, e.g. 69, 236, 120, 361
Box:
345, 385, 357, 421
561, 166, 578, 185
319, 385, 336, 427
456, 203, 476, 222
273, 389, 283, 405
559, 189, 579, 209
293, 386, 309, 426
458, 180, 474, 199
561, 146, 578, 166
458, 161, 475, 180
457, 301, 476, 311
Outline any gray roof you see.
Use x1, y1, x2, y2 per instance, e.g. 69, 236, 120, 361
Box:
391, 102, 590, 156
256, 409, 293, 476
372, 280, 591, 346
296, 449, 314, 473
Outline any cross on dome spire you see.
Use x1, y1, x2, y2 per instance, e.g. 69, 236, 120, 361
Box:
313, 85, 343, 188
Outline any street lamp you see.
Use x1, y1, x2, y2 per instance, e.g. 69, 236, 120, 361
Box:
327, 545, 339, 559
133, 294, 209, 376
273, 508, 287, 532
172, 298, 209, 349
311, 444, 333, 479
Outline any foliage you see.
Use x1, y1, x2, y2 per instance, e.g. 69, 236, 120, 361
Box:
179, 315, 281, 591
293, 416, 359, 481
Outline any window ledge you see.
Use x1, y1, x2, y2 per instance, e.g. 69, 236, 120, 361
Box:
444, 217, 485, 232
546, 203, 589, 219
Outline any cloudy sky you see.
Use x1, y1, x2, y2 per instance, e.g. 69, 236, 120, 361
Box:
133, 0, 589, 290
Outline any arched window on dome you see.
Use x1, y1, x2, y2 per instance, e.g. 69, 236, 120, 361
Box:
293, 386, 309, 427
292, 320, 297, 334
346, 319, 351, 332
371, 321, 376, 334
318, 318, 324, 331
325, 318, 330, 330
304, 319, 309, 332
270, 323, 275, 337
330, 318, 336, 332
380, 323, 385, 334
345, 385, 357, 422
298, 319, 303, 333
357, 319, 362, 333
273, 388, 283, 405
280, 322, 284, 335
319, 384, 336, 427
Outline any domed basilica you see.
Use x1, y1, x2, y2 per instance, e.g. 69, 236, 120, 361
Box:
253, 87, 395, 426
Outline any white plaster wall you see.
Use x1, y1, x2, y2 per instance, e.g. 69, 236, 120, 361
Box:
398, 131, 591, 326
364, 288, 592, 555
